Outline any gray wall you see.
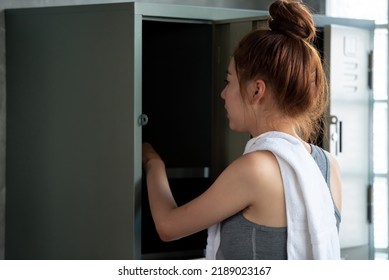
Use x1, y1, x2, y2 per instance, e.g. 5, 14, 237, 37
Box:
0, 0, 325, 259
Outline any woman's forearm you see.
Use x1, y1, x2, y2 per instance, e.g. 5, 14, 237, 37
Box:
144, 157, 178, 240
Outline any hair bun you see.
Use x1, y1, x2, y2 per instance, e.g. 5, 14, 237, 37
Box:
268, 0, 316, 42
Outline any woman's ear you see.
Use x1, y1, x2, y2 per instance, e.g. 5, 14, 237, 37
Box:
250, 79, 266, 104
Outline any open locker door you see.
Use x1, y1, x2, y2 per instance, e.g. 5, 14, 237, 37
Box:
212, 19, 268, 176
324, 24, 373, 259
5, 3, 142, 259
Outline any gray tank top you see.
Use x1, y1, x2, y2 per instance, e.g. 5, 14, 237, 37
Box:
216, 145, 341, 260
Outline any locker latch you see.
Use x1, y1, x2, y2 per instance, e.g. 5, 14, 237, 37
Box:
138, 114, 149, 126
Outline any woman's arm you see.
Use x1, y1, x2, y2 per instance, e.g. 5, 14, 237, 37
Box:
142, 143, 178, 241
142, 143, 270, 241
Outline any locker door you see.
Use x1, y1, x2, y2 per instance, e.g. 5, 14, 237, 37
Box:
5, 3, 141, 259
212, 20, 267, 174
324, 24, 372, 259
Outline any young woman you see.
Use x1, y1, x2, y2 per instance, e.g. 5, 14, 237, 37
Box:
142, 0, 342, 260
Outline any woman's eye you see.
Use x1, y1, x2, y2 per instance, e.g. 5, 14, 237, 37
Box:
224, 79, 229, 85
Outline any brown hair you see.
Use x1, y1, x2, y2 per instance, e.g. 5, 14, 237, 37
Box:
233, 0, 328, 142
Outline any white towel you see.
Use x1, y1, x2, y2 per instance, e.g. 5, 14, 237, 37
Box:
206, 131, 340, 259
205, 223, 220, 259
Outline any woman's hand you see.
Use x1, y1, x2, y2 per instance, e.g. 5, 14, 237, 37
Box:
142, 143, 163, 170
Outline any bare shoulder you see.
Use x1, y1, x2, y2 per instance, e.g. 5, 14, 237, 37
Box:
231, 150, 280, 178
224, 150, 282, 195
229, 150, 285, 227
324, 151, 342, 212
324, 150, 342, 179
324, 151, 341, 170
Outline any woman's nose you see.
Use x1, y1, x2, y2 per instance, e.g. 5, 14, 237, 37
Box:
220, 88, 226, 99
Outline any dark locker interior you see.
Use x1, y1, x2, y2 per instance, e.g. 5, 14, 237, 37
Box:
141, 20, 215, 259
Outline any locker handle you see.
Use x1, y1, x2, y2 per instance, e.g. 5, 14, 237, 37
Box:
339, 120, 343, 153
367, 184, 373, 224
329, 115, 342, 155
138, 114, 149, 126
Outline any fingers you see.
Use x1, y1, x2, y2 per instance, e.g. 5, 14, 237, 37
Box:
142, 142, 161, 166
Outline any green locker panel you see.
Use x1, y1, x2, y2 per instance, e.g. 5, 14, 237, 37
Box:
5, 4, 140, 259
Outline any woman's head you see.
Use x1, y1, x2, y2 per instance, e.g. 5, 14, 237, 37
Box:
233, 0, 328, 142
